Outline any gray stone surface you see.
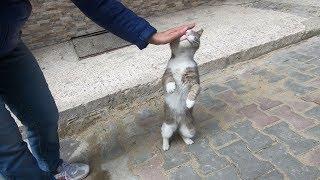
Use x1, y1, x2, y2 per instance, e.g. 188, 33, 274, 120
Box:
264, 122, 319, 155
202, 121, 222, 134
163, 146, 191, 170
130, 146, 154, 166
187, 138, 229, 174
134, 108, 161, 128
305, 125, 320, 139
101, 138, 126, 161
193, 108, 214, 123
288, 71, 314, 82
303, 45, 320, 57
219, 141, 274, 179
60, 138, 81, 161
284, 79, 317, 95
123, 121, 146, 138
254, 69, 286, 83
169, 166, 201, 180
201, 119, 238, 147
286, 51, 315, 62
207, 84, 229, 95
231, 121, 273, 151
257, 170, 284, 180
198, 94, 227, 111
310, 67, 320, 76
305, 106, 320, 120
211, 131, 238, 147
101, 155, 139, 180
285, 59, 316, 71
306, 58, 320, 66
256, 97, 283, 111
258, 144, 320, 180
225, 79, 249, 94
204, 166, 240, 180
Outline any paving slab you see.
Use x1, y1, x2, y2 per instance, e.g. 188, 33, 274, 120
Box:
219, 141, 274, 179
258, 144, 320, 180
264, 122, 319, 155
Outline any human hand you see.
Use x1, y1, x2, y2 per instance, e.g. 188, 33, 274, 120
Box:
149, 23, 195, 45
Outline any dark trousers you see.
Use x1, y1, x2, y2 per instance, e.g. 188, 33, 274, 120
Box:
0, 41, 61, 179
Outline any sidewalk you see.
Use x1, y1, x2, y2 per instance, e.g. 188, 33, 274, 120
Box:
59, 35, 320, 180
30, 0, 320, 122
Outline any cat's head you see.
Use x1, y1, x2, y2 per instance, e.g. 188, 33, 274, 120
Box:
170, 29, 204, 56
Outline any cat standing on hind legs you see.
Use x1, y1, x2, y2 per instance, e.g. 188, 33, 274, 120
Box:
161, 29, 203, 151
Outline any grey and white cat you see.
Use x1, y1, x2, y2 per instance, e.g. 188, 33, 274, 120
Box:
161, 29, 203, 151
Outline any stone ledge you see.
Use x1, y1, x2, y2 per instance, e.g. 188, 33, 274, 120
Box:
59, 24, 320, 124
30, 4, 320, 125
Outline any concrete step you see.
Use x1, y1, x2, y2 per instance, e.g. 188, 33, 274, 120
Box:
30, 0, 320, 125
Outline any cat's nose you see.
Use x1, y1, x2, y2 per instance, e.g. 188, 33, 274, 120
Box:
187, 36, 196, 42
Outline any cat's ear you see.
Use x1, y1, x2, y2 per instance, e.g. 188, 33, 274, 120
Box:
197, 29, 204, 36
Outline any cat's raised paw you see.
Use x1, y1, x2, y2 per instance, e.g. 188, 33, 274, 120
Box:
166, 82, 176, 93
186, 99, 195, 109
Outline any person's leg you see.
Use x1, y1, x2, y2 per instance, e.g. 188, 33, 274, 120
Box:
0, 99, 53, 179
0, 40, 89, 180
0, 41, 62, 173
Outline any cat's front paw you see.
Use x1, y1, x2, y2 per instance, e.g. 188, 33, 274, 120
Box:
182, 137, 194, 145
163, 143, 170, 151
166, 82, 176, 93
162, 139, 170, 151
186, 99, 195, 109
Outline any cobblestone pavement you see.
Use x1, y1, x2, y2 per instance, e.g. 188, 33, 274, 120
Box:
60, 36, 320, 180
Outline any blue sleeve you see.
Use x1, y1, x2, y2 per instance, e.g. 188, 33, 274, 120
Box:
71, 0, 157, 49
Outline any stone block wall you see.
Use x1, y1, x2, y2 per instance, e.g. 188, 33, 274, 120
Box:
22, 0, 211, 49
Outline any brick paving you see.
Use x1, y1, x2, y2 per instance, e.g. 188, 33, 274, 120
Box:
61, 37, 320, 179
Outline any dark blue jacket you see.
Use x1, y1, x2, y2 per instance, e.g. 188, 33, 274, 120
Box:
0, 0, 157, 56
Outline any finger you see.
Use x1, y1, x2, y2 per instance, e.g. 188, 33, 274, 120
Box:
167, 23, 196, 33
184, 23, 196, 30
166, 29, 186, 42
168, 27, 188, 38
170, 24, 195, 36
178, 23, 195, 32
156, 23, 196, 44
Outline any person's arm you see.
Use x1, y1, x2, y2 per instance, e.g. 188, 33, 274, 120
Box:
71, 0, 194, 49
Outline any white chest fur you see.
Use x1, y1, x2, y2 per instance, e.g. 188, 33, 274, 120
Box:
165, 57, 196, 113
168, 57, 196, 85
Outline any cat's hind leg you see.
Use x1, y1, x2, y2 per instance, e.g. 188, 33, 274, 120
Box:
161, 122, 177, 151
179, 123, 195, 145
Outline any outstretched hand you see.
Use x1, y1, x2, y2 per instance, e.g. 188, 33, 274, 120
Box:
149, 23, 195, 45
